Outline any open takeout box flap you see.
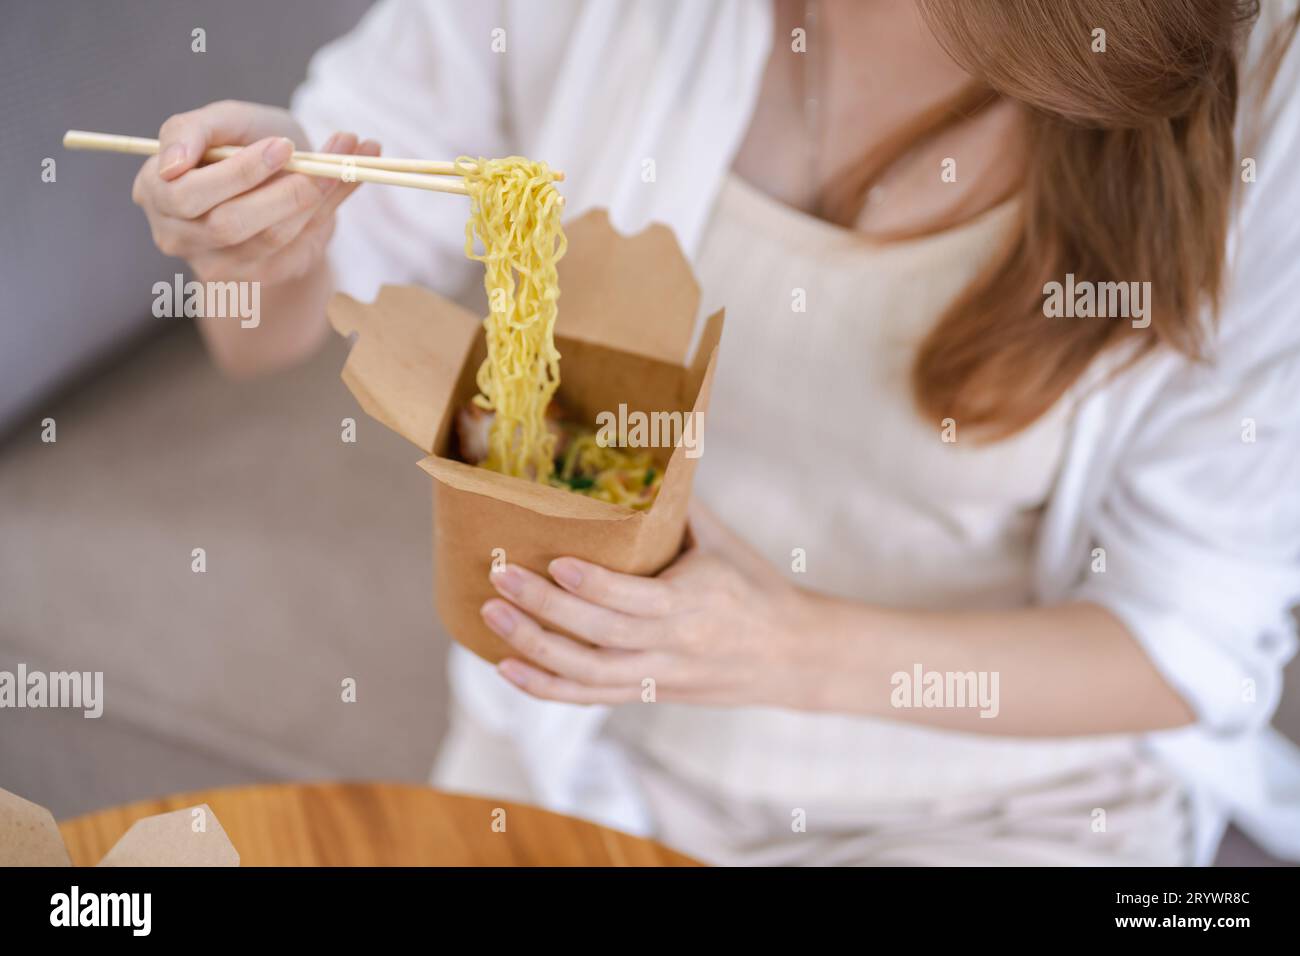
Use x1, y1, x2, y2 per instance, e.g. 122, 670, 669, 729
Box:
645, 308, 724, 525
0, 786, 238, 866
556, 210, 701, 366
0, 787, 73, 865
689, 308, 725, 398
97, 804, 239, 867
328, 284, 480, 455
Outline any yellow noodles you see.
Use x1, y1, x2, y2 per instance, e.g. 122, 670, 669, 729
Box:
552, 429, 663, 510
459, 156, 566, 480
458, 155, 664, 510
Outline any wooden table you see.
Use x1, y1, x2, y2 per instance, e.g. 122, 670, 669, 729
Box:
58, 782, 699, 867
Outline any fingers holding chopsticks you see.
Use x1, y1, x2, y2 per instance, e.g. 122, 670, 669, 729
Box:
232, 135, 382, 285
187, 133, 381, 285
138, 136, 295, 224
130, 98, 379, 285
201, 132, 362, 249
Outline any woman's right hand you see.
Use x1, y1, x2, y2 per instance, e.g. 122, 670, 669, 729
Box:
131, 99, 379, 286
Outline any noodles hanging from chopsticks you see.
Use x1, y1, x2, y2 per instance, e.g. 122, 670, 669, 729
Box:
459, 156, 566, 481
458, 156, 664, 509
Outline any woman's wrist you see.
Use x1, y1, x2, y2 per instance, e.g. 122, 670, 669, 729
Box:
769, 586, 897, 715
196, 258, 335, 377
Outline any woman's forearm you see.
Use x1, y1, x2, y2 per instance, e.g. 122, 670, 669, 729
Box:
195, 258, 335, 378
790, 593, 1196, 736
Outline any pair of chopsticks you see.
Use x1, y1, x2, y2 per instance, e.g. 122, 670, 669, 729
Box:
63, 130, 563, 197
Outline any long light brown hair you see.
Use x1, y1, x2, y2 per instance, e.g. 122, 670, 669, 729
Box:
819, 0, 1296, 439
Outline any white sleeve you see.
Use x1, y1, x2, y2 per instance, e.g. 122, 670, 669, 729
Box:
1074, 19, 1300, 734
1074, 350, 1300, 732
290, 0, 510, 301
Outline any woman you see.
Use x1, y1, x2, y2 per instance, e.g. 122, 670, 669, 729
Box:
131, 0, 1300, 865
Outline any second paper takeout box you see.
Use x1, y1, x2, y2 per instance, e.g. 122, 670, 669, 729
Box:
0, 786, 239, 866
329, 211, 724, 663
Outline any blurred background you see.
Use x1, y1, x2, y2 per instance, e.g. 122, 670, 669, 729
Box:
0, 0, 1294, 865
0, 0, 451, 819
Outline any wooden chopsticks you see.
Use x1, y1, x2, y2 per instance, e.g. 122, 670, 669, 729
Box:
63, 130, 492, 196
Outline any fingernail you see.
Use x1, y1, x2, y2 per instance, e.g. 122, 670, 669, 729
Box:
498, 660, 527, 686
493, 566, 524, 598
263, 137, 293, 168
321, 133, 341, 153
549, 558, 583, 590
158, 144, 187, 176
482, 601, 517, 636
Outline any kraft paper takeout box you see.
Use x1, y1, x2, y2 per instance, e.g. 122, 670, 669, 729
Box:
328, 210, 724, 663
0, 786, 239, 866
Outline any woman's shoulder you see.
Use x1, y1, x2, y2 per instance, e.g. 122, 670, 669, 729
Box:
1214, 2, 1300, 371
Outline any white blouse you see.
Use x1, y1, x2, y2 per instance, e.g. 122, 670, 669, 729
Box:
293, 0, 1300, 863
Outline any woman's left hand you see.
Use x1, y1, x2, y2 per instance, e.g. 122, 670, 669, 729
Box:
481, 501, 814, 707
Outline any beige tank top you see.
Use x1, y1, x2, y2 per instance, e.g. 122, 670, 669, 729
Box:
608, 174, 1141, 809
